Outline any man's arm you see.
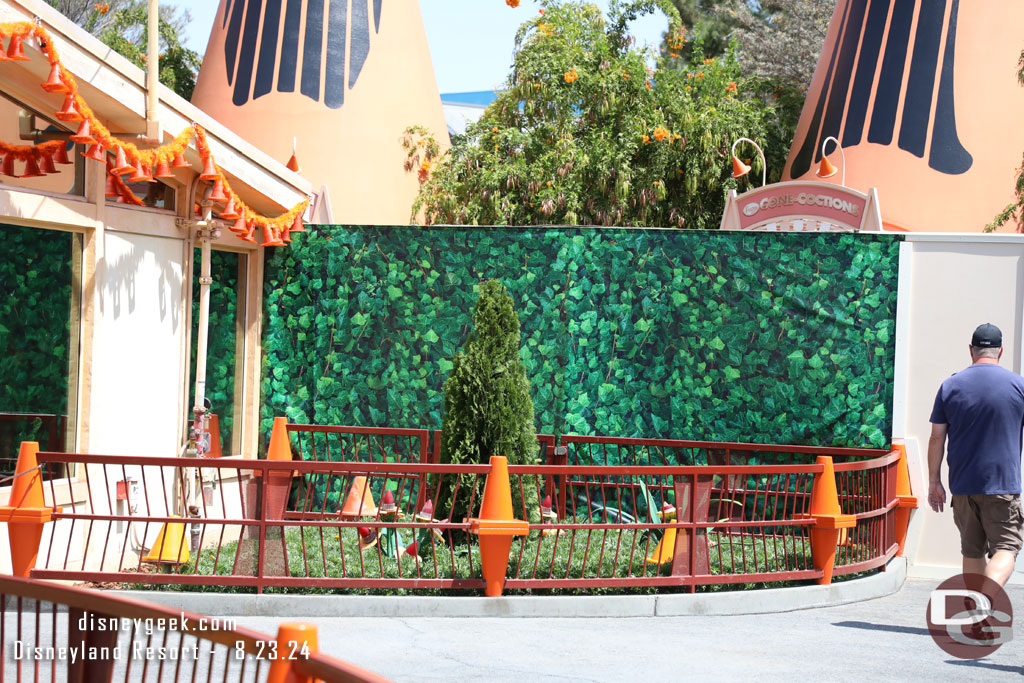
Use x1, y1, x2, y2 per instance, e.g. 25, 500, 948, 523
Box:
928, 422, 948, 512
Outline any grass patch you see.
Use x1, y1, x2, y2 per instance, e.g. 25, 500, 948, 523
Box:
124, 524, 874, 595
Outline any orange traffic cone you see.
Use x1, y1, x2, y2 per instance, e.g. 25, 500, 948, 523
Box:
111, 146, 134, 175
266, 623, 320, 683
38, 152, 56, 175
0, 38, 10, 62
0, 154, 13, 177
41, 62, 69, 93
104, 173, 119, 197
199, 153, 219, 181
469, 456, 530, 596
171, 150, 190, 168
20, 156, 43, 179
892, 439, 918, 556
0, 442, 53, 577
645, 528, 678, 565
70, 118, 96, 145
809, 456, 856, 585
263, 417, 293, 522
290, 213, 306, 233
219, 196, 241, 220
55, 94, 83, 122
82, 144, 105, 163
128, 161, 154, 183
153, 159, 174, 179
52, 143, 71, 165
229, 214, 248, 234
261, 226, 286, 248
340, 476, 378, 518
6, 35, 29, 61
208, 178, 229, 203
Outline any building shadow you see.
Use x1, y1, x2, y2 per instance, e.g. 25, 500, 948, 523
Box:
832, 620, 931, 637
946, 659, 1024, 676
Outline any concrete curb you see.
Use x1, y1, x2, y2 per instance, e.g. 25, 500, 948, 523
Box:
114, 558, 906, 618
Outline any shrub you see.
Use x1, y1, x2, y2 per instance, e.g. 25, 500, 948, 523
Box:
438, 280, 540, 524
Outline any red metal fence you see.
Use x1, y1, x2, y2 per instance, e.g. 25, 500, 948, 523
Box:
0, 413, 66, 479
0, 574, 385, 682
22, 430, 911, 594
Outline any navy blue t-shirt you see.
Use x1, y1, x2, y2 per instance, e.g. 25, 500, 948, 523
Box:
930, 363, 1024, 495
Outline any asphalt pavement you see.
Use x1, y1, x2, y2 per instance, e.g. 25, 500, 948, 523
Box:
230, 578, 1024, 682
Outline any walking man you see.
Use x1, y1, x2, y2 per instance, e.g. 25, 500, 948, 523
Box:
928, 323, 1024, 586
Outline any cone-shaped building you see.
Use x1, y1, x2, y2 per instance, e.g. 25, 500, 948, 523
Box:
192, 0, 450, 224
784, 0, 1024, 232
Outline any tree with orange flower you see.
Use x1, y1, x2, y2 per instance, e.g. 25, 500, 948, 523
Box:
405, 0, 773, 229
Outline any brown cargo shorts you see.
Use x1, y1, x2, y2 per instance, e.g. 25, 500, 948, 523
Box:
951, 493, 1024, 558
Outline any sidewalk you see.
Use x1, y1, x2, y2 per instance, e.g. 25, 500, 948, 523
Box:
230, 579, 1022, 682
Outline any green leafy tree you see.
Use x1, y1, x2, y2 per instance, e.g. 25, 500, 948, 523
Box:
726, 0, 835, 92
987, 50, 1024, 233
50, 1, 201, 100
405, 0, 772, 229
439, 280, 539, 524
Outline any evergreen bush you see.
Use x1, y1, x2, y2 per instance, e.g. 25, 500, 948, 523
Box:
438, 280, 540, 526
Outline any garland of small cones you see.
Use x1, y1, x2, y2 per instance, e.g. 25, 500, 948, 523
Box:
0, 20, 309, 246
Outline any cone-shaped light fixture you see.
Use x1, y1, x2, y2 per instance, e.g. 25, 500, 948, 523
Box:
729, 138, 767, 187
816, 136, 846, 185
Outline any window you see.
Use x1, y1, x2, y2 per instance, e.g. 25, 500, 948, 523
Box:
188, 249, 247, 456
0, 95, 85, 197
0, 223, 83, 479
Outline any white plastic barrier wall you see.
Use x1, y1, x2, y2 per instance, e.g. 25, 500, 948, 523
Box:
896, 234, 1024, 583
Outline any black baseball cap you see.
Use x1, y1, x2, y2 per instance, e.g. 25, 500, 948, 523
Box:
972, 323, 1002, 348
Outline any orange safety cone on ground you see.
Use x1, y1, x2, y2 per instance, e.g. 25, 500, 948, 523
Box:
809, 456, 856, 585
141, 515, 190, 565
0, 442, 58, 577
645, 528, 678, 566
340, 476, 378, 518
263, 417, 294, 522
469, 456, 530, 596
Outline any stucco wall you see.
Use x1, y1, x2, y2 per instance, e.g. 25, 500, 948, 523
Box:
900, 235, 1024, 582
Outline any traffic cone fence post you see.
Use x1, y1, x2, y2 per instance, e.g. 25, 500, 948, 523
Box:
266, 622, 319, 683
891, 438, 919, 557
808, 455, 856, 585
0, 442, 58, 577
468, 455, 529, 597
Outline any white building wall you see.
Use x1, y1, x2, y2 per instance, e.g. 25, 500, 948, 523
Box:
899, 235, 1024, 583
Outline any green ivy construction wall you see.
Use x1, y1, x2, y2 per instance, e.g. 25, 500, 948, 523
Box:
260, 227, 901, 451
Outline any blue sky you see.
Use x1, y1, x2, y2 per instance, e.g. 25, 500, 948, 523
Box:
175, 0, 669, 94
